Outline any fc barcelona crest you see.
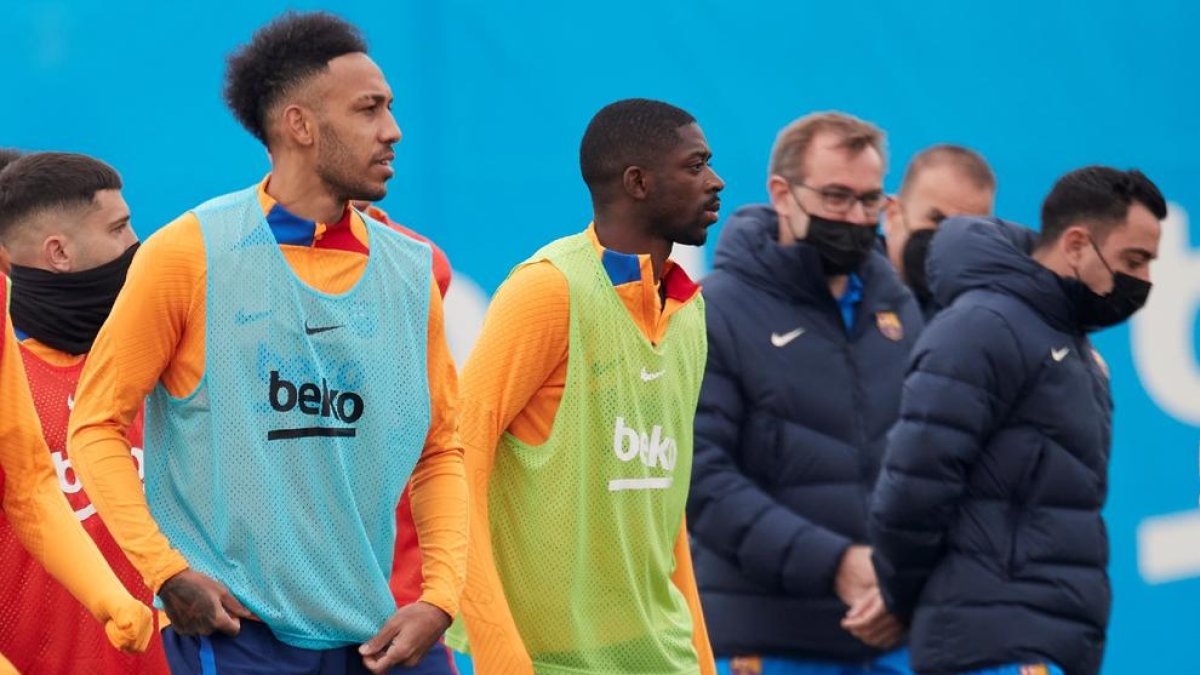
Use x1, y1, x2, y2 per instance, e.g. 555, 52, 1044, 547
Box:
876, 311, 904, 341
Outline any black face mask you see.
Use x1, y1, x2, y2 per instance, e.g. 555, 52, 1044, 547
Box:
803, 214, 879, 275
902, 228, 936, 304
8, 242, 139, 355
1062, 238, 1152, 332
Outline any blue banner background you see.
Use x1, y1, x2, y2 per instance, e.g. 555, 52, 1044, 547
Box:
4, 2, 1198, 670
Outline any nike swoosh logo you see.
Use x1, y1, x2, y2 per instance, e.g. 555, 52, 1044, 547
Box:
234, 309, 272, 325
305, 321, 344, 335
640, 368, 666, 382
771, 327, 806, 347
1052, 347, 1070, 362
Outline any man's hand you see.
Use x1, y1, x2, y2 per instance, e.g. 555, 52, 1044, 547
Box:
101, 595, 155, 652
158, 569, 255, 636
359, 602, 452, 674
833, 545, 877, 607
841, 587, 905, 649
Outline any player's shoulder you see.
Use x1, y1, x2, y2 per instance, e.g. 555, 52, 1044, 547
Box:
500, 260, 568, 300
486, 261, 570, 325
130, 212, 205, 282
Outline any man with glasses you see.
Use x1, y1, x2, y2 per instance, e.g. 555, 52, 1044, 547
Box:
687, 112, 921, 675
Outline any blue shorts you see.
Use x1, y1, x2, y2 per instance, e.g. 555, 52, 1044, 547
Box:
162, 621, 459, 675
716, 648, 912, 675
961, 665, 1065, 675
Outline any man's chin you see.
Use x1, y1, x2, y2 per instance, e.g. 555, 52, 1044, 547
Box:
350, 185, 388, 204
674, 228, 708, 247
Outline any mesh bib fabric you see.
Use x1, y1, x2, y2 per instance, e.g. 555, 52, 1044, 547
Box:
460, 233, 707, 674
144, 186, 432, 649
0, 348, 167, 674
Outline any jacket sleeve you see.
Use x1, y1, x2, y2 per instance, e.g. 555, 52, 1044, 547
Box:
687, 300, 852, 597
868, 305, 1026, 621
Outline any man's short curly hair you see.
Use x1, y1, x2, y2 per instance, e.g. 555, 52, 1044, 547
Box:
223, 11, 368, 145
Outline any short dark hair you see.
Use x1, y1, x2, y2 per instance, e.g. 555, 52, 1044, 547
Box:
0, 152, 122, 242
899, 144, 995, 198
0, 149, 22, 174
1038, 166, 1167, 248
224, 11, 368, 145
579, 98, 696, 196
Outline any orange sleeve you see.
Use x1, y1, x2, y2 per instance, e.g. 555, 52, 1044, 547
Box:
671, 517, 715, 675
1, 312, 152, 650
457, 261, 570, 675
409, 279, 468, 618
68, 214, 203, 593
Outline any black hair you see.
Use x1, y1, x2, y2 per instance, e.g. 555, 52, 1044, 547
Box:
0, 152, 122, 241
579, 98, 696, 196
0, 149, 22, 174
223, 11, 368, 145
1039, 166, 1167, 247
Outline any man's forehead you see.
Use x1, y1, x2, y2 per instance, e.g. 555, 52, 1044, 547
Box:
322, 53, 391, 95
910, 166, 994, 212
1117, 204, 1162, 250
671, 124, 709, 156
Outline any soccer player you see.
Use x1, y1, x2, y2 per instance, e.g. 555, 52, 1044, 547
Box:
0, 152, 168, 673
0, 278, 154, 672
68, 11, 467, 674
0, 149, 21, 276
450, 98, 723, 675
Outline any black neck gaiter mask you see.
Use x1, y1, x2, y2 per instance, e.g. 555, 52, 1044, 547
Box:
9, 242, 139, 355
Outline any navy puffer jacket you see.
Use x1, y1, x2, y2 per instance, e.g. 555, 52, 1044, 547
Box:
869, 217, 1112, 675
688, 205, 922, 660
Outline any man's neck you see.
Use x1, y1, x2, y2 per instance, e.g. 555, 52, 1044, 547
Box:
593, 212, 671, 283
828, 274, 849, 298
1033, 247, 1072, 279
266, 159, 346, 224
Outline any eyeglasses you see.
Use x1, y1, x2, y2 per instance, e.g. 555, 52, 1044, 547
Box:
792, 182, 890, 217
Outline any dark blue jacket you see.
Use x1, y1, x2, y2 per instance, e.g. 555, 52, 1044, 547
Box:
688, 205, 923, 660
869, 217, 1112, 675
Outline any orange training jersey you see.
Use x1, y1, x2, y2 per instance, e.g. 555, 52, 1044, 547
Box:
369, 207, 456, 609
68, 178, 466, 619
0, 339, 167, 674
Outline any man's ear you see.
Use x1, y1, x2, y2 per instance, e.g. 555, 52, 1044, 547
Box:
280, 104, 317, 148
883, 197, 904, 238
1061, 224, 1092, 268
766, 174, 793, 214
43, 234, 71, 273
623, 165, 649, 200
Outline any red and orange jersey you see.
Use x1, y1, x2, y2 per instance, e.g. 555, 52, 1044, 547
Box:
0, 337, 167, 673
68, 177, 466, 618
363, 204, 457, 609
1, 278, 154, 667
364, 205, 453, 298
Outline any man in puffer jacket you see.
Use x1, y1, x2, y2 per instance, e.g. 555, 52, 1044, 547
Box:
869, 166, 1166, 675
688, 111, 923, 674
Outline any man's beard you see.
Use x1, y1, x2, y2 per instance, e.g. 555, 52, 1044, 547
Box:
316, 123, 386, 204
